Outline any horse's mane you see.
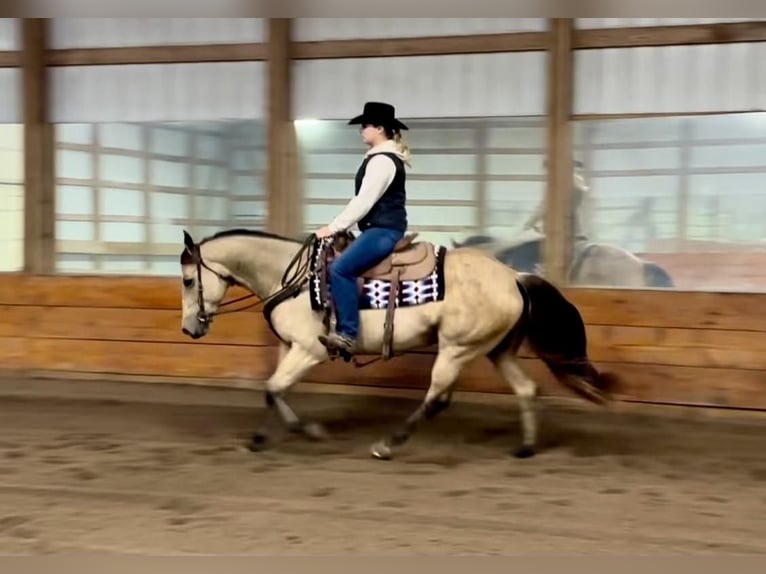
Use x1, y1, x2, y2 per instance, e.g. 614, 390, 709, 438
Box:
180, 228, 306, 264
201, 228, 304, 245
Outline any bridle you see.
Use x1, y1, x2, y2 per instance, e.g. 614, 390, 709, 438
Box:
186, 234, 317, 329
189, 244, 257, 326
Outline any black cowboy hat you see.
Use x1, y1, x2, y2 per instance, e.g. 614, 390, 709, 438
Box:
348, 101, 409, 131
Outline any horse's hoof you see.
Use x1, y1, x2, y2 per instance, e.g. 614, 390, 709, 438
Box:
370, 440, 393, 460
513, 445, 536, 459
303, 422, 330, 441
247, 432, 271, 452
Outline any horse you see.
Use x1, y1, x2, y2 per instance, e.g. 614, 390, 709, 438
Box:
179, 227, 618, 460
452, 232, 674, 288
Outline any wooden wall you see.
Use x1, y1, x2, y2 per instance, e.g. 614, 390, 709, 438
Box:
640, 252, 766, 292
2, 274, 764, 410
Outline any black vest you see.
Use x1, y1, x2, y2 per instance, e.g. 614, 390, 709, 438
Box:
354, 152, 407, 232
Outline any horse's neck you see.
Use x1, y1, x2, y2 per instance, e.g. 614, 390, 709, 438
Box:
200, 235, 301, 299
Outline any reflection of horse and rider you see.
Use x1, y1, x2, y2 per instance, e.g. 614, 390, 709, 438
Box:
455, 161, 674, 288
520, 160, 593, 262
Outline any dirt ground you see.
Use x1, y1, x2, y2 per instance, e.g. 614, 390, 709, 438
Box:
0, 377, 765, 555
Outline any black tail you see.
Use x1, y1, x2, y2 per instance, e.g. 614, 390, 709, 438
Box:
643, 261, 674, 288
513, 273, 619, 404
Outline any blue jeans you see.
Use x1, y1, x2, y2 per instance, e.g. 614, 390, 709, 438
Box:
329, 226, 405, 339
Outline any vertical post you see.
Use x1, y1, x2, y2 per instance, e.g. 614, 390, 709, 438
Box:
266, 18, 301, 236
21, 18, 55, 274
676, 119, 692, 251
474, 124, 488, 234
543, 18, 574, 285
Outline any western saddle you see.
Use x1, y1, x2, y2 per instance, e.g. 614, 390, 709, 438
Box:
333, 231, 437, 282
322, 231, 438, 360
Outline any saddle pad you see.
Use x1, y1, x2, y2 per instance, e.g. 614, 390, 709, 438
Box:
309, 242, 448, 311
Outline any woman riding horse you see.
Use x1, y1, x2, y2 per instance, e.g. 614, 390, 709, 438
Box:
314, 101, 412, 356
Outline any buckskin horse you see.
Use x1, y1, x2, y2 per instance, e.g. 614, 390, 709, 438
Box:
179, 228, 618, 460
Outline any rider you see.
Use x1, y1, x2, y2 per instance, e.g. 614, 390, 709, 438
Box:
314, 101, 411, 355
523, 159, 592, 241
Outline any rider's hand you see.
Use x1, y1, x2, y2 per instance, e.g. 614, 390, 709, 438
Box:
315, 225, 334, 239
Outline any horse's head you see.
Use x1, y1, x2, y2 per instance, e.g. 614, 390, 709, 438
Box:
179, 230, 235, 339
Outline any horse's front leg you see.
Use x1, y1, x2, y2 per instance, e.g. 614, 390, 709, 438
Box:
249, 342, 325, 452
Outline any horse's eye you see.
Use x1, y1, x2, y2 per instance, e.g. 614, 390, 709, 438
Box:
182, 277, 194, 288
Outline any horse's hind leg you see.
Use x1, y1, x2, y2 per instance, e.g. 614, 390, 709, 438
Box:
490, 350, 539, 458
370, 346, 470, 460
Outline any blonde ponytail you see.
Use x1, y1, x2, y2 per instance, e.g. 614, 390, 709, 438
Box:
394, 131, 412, 167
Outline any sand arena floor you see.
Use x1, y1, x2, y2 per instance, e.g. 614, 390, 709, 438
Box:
0, 377, 764, 555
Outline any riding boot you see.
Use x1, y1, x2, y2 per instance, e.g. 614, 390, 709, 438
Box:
318, 332, 356, 355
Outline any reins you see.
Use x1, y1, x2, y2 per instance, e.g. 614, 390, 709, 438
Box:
191, 233, 383, 369
192, 233, 317, 323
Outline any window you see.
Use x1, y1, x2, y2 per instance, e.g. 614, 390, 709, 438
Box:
55, 120, 266, 274
572, 112, 766, 291
0, 30, 22, 271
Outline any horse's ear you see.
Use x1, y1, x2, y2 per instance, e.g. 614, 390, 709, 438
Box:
183, 229, 195, 254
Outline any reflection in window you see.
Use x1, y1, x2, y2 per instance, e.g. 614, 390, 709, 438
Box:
54, 120, 267, 275
572, 112, 766, 291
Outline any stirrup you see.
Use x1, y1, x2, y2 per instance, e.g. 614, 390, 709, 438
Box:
318, 332, 356, 362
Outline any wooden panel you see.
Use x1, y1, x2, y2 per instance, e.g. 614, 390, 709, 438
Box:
607, 363, 766, 409
309, 352, 529, 394
567, 289, 766, 332
0, 274, 197, 309
291, 31, 549, 59
2, 331, 764, 409
584, 325, 766, 370
307, 353, 766, 410
0, 337, 276, 380
47, 43, 267, 66
0, 306, 277, 347
1, 274, 766, 409
637, 252, 766, 292
575, 21, 766, 50
3, 305, 765, 371
0, 50, 19, 66
509, 325, 766, 372
3, 274, 766, 330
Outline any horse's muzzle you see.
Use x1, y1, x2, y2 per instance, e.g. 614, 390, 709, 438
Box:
182, 326, 203, 340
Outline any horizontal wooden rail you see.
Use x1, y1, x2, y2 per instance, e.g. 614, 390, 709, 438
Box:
47, 43, 268, 66
14, 21, 761, 69
292, 31, 550, 59
0, 50, 20, 66
574, 21, 766, 50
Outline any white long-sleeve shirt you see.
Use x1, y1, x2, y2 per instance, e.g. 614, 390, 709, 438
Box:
328, 140, 408, 233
